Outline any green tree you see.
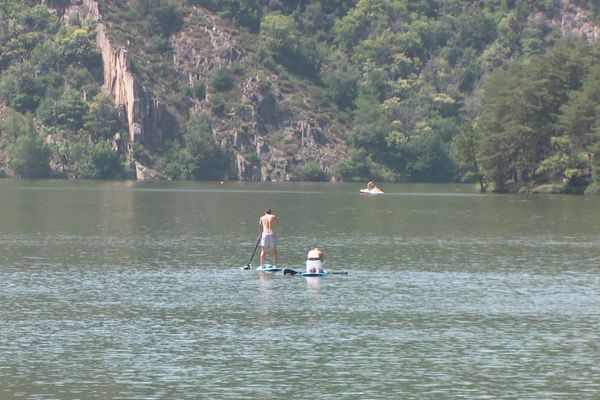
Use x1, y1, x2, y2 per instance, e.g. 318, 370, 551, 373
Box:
334, 149, 380, 182
333, 0, 407, 52
323, 63, 358, 110
349, 96, 391, 156
37, 89, 88, 133
451, 7, 497, 52
475, 66, 523, 191
0, 64, 46, 112
8, 133, 51, 178
292, 161, 331, 181
0, 108, 35, 141
475, 39, 588, 191
210, 67, 234, 92
260, 13, 299, 55
588, 138, 600, 193
259, 12, 322, 78
558, 64, 600, 151
191, 80, 206, 100
83, 92, 124, 142
536, 136, 591, 192
208, 94, 227, 117
215, 0, 262, 32
68, 141, 123, 179
183, 113, 228, 179
134, 0, 183, 37
54, 23, 100, 69
0, 4, 59, 68
452, 124, 486, 191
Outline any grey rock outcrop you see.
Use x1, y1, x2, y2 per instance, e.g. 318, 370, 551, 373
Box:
62, 0, 167, 179
59, 0, 347, 181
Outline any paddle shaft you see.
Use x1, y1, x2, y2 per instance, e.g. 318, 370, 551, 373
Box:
247, 235, 261, 266
283, 268, 348, 276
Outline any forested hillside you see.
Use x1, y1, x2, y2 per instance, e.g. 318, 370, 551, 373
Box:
1, 0, 600, 193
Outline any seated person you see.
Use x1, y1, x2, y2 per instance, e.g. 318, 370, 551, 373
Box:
306, 247, 325, 273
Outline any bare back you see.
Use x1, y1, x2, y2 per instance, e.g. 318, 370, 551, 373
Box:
260, 214, 277, 234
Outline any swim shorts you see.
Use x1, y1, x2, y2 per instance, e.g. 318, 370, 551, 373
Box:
306, 259, 324, 273
261, 233, 277, 248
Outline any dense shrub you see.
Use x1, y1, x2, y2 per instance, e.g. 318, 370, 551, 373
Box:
208, 94, 227, 116
68, 141, 123, 179
291, 161, 331, 181
0, 65, 46, 113
210, 68, 234, 92
8, 134, 51, 178
192, 81, 206, 100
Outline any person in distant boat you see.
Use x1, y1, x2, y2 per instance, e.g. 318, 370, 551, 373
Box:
366, 180, 382, 192
259, 209, 278, 268
306, 247, 325, 273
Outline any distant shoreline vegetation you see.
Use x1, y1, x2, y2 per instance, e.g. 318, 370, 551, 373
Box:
1, 1, 600, 194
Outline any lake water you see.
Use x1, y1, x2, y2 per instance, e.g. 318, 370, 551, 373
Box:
1, 180, 599, 399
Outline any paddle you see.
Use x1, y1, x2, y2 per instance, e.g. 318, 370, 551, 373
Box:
242, 235, 261, 269
283, 268, 348, 276
283, 268, 299, 275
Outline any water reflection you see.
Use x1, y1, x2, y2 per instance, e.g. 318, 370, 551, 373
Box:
257, 272, 277, 295
305, 276, 321, 293
255, 272, 277, 327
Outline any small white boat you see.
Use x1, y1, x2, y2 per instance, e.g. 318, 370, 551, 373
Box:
360, 188, 384, 195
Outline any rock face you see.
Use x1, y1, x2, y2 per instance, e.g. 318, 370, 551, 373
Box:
62, 1, 347, 181
63, 0, 165, 179
59, 0, 99, 20
170, 6, 348, 181
96, 25, 168, 149
529, 0, 600, 40
556, 0, 600, 39
96, 25, 141, 144
135, 161, 168, 181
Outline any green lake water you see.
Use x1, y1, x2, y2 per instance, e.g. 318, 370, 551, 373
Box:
1, 180, 599, 399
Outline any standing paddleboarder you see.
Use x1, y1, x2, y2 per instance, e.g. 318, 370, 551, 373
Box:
259, 209, 278, 268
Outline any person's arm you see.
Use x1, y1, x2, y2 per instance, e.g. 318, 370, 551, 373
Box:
259, 218, 263, 233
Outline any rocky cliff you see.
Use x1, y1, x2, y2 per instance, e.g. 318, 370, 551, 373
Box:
62, 0, 167, 176
168, 5, 348, 181
55, 0, 598, 182
61, 1, 348, 181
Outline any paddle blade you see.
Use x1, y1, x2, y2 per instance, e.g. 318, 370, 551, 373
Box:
283, 268, 299, 276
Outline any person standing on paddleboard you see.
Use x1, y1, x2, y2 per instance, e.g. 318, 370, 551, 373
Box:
259, 209, 278, 268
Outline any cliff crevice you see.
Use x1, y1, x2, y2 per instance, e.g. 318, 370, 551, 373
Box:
63, 0, 164, 177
